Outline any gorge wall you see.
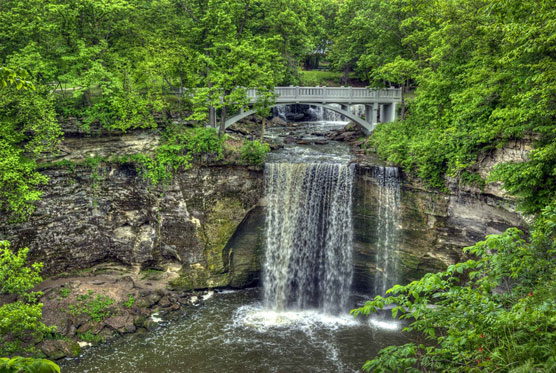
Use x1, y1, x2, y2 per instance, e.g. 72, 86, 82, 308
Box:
1, 132, 527, 293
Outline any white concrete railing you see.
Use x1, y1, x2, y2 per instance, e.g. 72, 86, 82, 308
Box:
246, 86, 402, 103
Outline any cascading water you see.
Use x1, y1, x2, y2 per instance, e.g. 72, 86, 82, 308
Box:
273, 104, 366, 123
307, 104, 366, 122
373, 166, 401, 296
308, 105, 345, 122
263, 161, 354, 314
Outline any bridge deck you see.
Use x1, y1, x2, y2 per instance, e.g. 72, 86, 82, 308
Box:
247, 86, 401, 104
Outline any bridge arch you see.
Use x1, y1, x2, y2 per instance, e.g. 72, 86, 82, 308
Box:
225, 103, 375, 134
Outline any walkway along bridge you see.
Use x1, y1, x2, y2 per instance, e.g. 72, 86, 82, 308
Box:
223, 86, 402, 134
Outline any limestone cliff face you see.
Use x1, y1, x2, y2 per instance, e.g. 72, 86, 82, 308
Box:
2, 161, 264, 288
352, 164, 526, 293
1, 132, 528, 293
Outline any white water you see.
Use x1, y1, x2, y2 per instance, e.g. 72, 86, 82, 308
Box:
263, 162, 354, 314
274, 104, 366, 123
373, 166, 401, 296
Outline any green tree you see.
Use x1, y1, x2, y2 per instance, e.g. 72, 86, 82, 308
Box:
0, 241, 54, 356
0, 70, 61, 220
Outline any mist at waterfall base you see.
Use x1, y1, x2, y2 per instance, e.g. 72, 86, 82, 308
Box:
59, 113, 409, 373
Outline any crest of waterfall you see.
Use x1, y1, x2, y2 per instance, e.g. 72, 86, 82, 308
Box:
373, 166, 401, 296
263, 162, 354, 314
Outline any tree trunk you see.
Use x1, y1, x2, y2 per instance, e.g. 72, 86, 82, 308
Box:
209, 106, 216, 127
401, 80, 408, 120
260, 116, 266, 142
219, 105, 227, 137
342, 65, 350, 85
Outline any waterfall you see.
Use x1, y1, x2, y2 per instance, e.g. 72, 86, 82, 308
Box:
263, 162, 354, 314
373, 166, 401, 296
275, 105, 287, 121
272, 104, 366, 123
308, 105, 345, 122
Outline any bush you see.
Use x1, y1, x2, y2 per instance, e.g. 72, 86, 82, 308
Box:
0, 356, 60, 373
67, 290, 115, 323
0, 241, 54, 355
183, 127, 225, 159
240, 140, 270, 166
130, 126, 224, 186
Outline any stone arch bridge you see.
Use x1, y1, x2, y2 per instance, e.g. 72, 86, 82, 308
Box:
224, 86, 402, 134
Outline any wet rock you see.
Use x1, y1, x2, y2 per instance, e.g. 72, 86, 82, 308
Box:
158, 295, 172, 308
270, 116, 287, 126
77, 322, 91, 334
143, 319, 158, 331
41, 340, 81, 360
135, 292, 162, 308
105, 315, 136, 333
351, 164, 526, 293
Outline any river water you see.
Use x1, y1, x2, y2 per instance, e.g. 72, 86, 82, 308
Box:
60, 289, 408, 373
60, 115, 408, 372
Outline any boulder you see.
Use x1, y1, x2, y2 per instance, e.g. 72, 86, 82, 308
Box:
41, 340, 81, 360
105, 315, 136, 333
271, 116, 287, 126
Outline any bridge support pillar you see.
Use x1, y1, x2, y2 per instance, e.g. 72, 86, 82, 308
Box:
383, 103, 397, 123
365, 103, 379, 130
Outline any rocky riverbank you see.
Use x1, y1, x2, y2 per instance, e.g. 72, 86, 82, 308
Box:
31, 262, 220, 360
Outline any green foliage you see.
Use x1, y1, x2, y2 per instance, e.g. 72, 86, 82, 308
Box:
131, 127, 224, 186
0, 0, 331, 134
75, 332, 103, 344
0, 68, 34, 91
183, 127, 225, 159
353, 204, 556, 371
240, 140, 270, 167
0, 80, 61, 221
490, 140, 556, 214
57, 288, 70, 300
333, 0, 556, 213
67, 290, 114, 323
298, 70, 347, 86
0, 242, 54, 356
0, 242, 43, 299
0, 356, 60, 373
123, 295, 135, 309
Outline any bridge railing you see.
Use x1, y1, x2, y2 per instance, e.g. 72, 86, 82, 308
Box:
245, 86, 401, 102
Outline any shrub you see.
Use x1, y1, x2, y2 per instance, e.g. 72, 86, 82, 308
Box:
0, 241, 54, 355
183, 127, 225, 159
0, 356, 60, 373
67, 290, 115, 323
240, 140, 270, 166
131, 126, 225, 185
